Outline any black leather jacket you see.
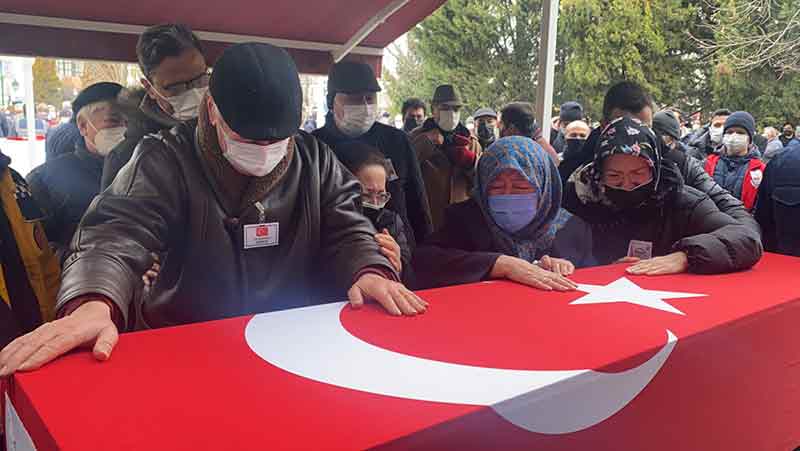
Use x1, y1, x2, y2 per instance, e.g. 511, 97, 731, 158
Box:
57, 123, 395, 330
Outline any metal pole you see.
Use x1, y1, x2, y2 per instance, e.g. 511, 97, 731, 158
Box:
331, 0, 410, 63
0, 61, 5, 108
23, 58, 38, 169
534, 0, 559, 144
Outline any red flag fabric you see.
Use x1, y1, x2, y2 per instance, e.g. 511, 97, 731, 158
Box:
5, 253, 800, 450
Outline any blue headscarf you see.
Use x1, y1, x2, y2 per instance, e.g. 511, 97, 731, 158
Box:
475, 136, 571, 262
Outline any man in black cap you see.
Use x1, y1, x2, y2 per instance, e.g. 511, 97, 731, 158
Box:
27, 82, 126, 257
410, 84, 482, 231
313, 61, 432, 244
652, 110, 686, 153
550, 101, 584, 154
473, 107, 498, 150
0, 43, 427, 377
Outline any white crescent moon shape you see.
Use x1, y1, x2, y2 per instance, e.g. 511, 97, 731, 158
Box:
245, 302, 676, 434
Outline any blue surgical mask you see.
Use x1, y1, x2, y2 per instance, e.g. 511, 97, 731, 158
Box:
488, 193, 537, 234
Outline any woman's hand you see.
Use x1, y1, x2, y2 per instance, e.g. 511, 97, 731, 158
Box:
491, 255, 578, 291
538, 255, 575, 276
626, 252, 689, 276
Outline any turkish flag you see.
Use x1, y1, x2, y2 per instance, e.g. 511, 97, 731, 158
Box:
255, 225, 269, 237
6, 253, 800, 450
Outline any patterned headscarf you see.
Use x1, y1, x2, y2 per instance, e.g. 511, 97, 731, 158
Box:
475, 136, 571, 262
575, 116, 662, 204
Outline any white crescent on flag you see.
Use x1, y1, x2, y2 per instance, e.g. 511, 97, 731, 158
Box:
245, 300, 678, 435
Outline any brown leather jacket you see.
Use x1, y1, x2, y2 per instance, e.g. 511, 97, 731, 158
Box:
410, 126, 482, 231
56, 122, 395, 330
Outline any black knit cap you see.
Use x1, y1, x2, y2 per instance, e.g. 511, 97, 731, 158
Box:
559, 101, 583, 123
72, 82, 123, 117
652, 111, 681, 140
723, 111, 756, 140
210, 43, 302, 140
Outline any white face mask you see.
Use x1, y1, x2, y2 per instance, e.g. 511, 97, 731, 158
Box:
89, 122, 126, 156
219, 126, 290, 177
156, 87, 207, 121
709, 126, 724, 144
436, 110, 460, 132
335, 104, 377, 138
723, 133, 749, 154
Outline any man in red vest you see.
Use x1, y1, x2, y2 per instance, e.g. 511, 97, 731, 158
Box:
704, 111, 766, 211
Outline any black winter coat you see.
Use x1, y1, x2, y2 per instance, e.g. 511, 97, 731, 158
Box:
413, 199, 595, 290
56, 123, 395, 330
26, 140, 104, 254
755, 143, 800, 256
563, 163, 763, 274
560, 125, 761, 237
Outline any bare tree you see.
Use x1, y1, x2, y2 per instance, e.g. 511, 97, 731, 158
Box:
692, 0, 800, 75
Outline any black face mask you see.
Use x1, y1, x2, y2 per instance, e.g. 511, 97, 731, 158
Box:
565, 138, 586, 155
404, 117, 422, 132
604, 181, 655, 211
477, 122, 497, 146
363, 205, 385, 226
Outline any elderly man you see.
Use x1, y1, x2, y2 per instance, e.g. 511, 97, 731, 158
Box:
0, 43, 425, 377
763, 126, 784, 163
313, 62, 432, 244
27, 82, 126, 255
410, 84, 482, 231
563, 119, 591, 157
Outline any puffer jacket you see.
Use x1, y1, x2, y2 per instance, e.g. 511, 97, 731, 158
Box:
564, 161, 763, 274
56, 120, 395, 330
663, 146, 761, 235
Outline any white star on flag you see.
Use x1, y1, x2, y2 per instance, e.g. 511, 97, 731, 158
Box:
572, 277, 706, 315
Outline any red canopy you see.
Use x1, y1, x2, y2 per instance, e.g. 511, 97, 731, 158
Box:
0, 0, 445, 74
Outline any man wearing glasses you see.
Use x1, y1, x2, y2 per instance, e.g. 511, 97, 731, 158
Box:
101, 23, 210, 189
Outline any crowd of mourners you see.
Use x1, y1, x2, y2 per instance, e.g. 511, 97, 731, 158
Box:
1, 23, 799, 378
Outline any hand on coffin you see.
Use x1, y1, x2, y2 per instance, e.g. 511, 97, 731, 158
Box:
537, 255, 576, 276
626, 251, 689, 276
0, 300, 118, 377
492, 255, 578, 291
348, 273, 428, 317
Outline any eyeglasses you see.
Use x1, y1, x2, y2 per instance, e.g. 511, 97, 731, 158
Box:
159, 69, 212, 97
602, 170, 653, 189
361, 191, 391, 205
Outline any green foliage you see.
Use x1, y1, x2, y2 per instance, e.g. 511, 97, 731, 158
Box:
386, 0, 544, 116
32, 58, 62, 107
712, 63, 800, 127
385, 0, 799, 126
